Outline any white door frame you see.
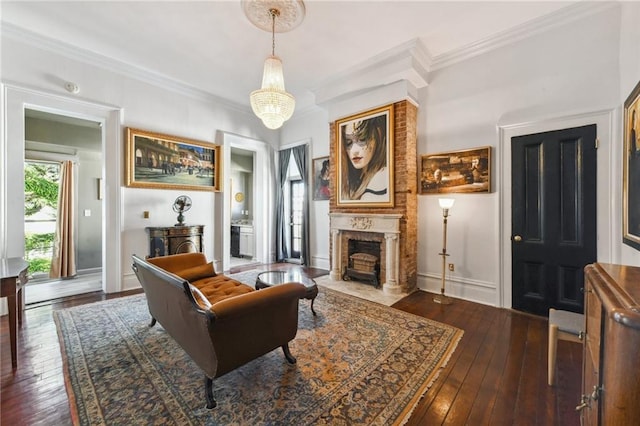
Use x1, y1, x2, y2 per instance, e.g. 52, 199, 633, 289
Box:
217, 131, 273, 271
1, 83, 122, 294
497, 108, 615, 308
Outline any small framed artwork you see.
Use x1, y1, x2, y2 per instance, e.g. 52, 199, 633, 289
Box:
312, 156, 331, 201
125, 128, 221, 191
420, 146, 491, 194
623, 79, 640, 250
335, 104, 394, 207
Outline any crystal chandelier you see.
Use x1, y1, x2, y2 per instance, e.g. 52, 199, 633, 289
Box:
244, 1, 305, 130
250, 9, 295, 129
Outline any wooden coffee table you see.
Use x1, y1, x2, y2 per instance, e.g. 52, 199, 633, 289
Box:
255, 270, 318, 315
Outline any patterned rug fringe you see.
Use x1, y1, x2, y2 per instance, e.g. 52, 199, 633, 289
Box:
397, 329, 463, 425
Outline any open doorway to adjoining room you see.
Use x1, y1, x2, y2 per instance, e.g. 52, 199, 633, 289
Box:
23, 109, 104, 304
229, 147, 256, 269
1, 85, 122, 317
220, 132, 273, 273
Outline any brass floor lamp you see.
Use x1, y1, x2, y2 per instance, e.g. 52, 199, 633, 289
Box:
434, 198, 455, 305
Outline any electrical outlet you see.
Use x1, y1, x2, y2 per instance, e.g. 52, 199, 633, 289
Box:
448, 263, 455, 272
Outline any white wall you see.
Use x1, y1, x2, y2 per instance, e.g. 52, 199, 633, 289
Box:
283, 3, 640, 306
1, 34, 278, 292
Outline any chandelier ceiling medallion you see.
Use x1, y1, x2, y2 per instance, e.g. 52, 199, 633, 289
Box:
243, 0, 305, 130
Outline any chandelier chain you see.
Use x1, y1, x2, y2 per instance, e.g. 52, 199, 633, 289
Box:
269, 8, 279, 56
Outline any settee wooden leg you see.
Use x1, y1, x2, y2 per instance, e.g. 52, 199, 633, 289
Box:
282, 344, 297, 364
149, 317, 157, 327
205, 376, 216, 409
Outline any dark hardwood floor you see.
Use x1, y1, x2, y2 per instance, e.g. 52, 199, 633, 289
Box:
1, 264, 582, 425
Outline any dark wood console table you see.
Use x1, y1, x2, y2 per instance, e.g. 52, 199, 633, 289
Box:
1, 257, 29, 368
145, 225, 204, 258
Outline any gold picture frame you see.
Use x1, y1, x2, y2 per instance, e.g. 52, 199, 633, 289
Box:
623, 79, 640, 250
335, 104, 394, 207
125, 127, 221, 191
419, 146, 491, 194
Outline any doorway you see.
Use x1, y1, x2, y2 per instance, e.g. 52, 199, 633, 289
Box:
289, 179, 304, 260
229, 148, 256, 269
23, 109, 104, 304
511, 124, 597, 316
1, 85, 122, 306
220, 132, 272, 273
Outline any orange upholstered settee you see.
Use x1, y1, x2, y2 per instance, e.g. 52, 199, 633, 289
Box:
131, 252, 306, 409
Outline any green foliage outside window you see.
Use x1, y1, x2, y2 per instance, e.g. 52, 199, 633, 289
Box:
25, 232, 55, 252
24, 162, 60, 275
27, 257, 53, 274
25, 232, 55, 273
24, 162, 59, 216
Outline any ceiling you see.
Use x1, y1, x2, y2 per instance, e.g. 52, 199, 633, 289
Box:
2, 1, 578, 113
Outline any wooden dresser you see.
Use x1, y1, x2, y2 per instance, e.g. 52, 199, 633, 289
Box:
145, 225, 204, 258
580, 263, 640, 425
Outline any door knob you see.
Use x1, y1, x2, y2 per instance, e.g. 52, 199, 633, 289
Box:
513, 235, 522, 242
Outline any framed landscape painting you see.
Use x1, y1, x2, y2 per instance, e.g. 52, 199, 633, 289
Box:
420, 146, 491, 194
335, 104, 394, 208
125, 128, 221, 191
623, 79, 640, 250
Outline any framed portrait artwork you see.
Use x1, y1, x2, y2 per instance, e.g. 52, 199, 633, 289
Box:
312, 156, 331, 200
623, 79, 640, 251
335, 104, 394, 207
125, 128, 221, 191
419, 146, 491, 194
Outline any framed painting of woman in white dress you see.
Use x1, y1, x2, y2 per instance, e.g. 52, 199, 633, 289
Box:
335, 104, 394, 208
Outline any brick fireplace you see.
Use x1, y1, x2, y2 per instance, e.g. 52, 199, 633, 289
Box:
329, 100, 418, 294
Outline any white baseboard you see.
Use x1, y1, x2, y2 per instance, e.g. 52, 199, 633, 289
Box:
417, 272, 497, 307
121, 272, 142, 293
311, 255, 330, 271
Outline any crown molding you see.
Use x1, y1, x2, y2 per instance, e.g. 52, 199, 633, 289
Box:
311, 38, 431, 108
325, 80, 419, 123
1, 23, 252, 114
431, 1, 619, 71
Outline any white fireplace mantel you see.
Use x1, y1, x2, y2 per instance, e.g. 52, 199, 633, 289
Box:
329, 213, 403, 294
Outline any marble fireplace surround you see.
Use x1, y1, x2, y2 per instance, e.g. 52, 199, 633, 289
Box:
329, 213, 403, 295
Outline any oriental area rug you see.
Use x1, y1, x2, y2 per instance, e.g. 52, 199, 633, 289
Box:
54, 287, 463, 425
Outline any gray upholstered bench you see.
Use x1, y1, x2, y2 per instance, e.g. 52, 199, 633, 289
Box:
548, 308, 584, 385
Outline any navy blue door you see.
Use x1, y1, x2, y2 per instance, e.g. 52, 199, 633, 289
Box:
511, 125, 597, 316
